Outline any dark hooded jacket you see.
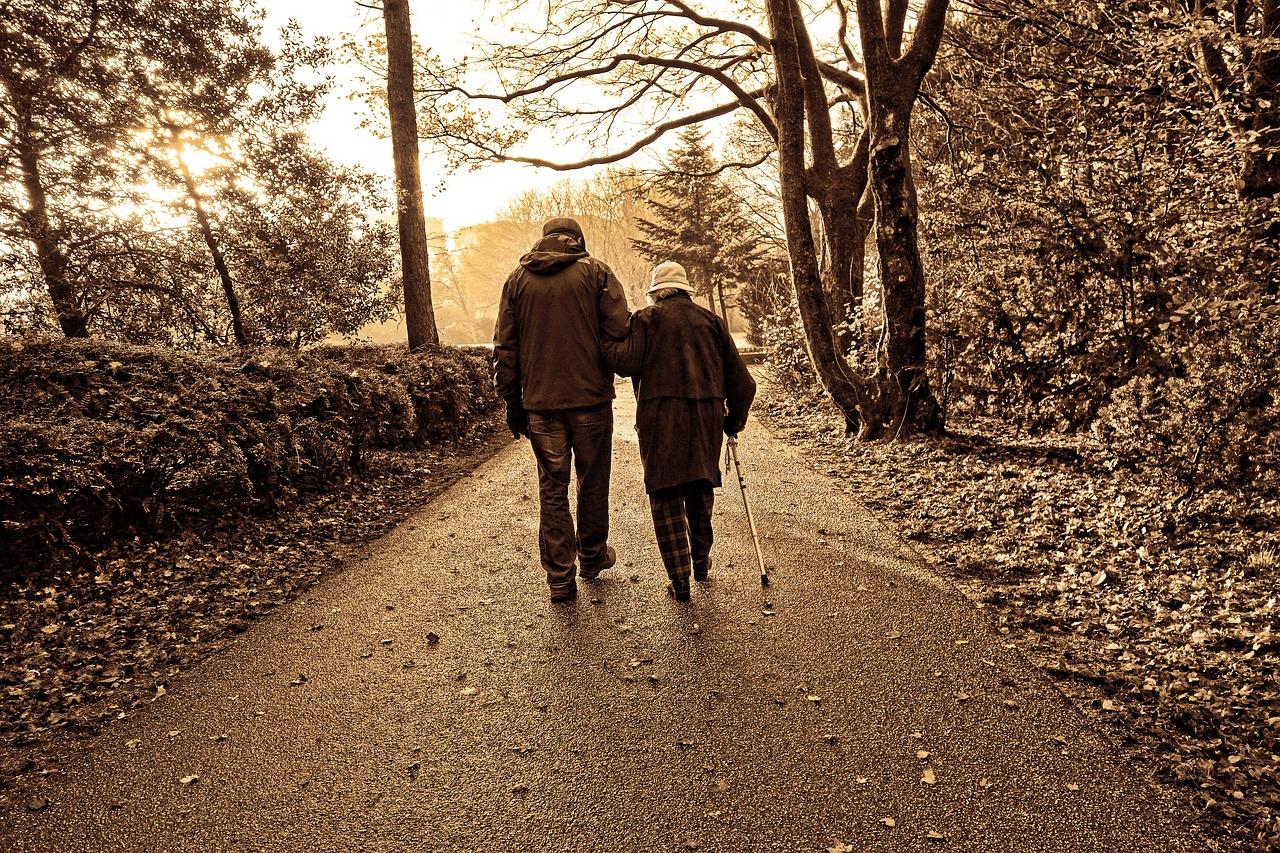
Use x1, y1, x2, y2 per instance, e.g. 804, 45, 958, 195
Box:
602, 292, 756, 493
493, 231, 630, 411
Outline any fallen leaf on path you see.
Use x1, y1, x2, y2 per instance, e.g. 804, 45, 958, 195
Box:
978, 778, 994, 791
881, 817, 896, 828
289, 674, 307, 686
406, 761, 420, 780
927, 830, 947, 842
910, 731, 924, 740
459, 686, 478, 696
675, 740, 696, 750
1066, 783, 1080, 792
27, 797, 49, 811
855, 776, 869, 784
153, 685, 167, 701
819, 733, 840, 745
921, 767, 937, 785
511, 744, 535, 754
1101, 699, 1120, 712
511, 784, 529, 795
917, 750, 931, 759
886, 630, 902, 639
426, 632, 440, 645
179, 775, 199, 786
807, 694, 822, 704
712, 779, 730, 792
829, 842, 856, 853
955, 692, 970, 703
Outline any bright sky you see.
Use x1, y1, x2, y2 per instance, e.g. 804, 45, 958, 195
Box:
259, 0, 612, 233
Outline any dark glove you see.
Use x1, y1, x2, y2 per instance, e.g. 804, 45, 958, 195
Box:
506, 403, 529, 439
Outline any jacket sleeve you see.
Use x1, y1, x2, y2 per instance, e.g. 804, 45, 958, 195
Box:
601, 310, 647, 378
597, 262, 631, 342
493, 271, 522, 408
722, 321, 756, 436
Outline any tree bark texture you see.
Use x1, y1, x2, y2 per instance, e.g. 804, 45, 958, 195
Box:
383, 0, 439, 350
13, 97, 89, 338
1242, 0, 1280, 197
766, 0, 868, 432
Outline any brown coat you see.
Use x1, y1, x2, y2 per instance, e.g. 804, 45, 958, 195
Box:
603, 293, 756, 493
493, 233, 631, 411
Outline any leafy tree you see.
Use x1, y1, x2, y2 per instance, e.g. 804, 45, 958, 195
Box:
413, 0, 952, 437
632, 127, 771, 324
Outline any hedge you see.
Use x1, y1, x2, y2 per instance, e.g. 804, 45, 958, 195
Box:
0, 339, 501, 575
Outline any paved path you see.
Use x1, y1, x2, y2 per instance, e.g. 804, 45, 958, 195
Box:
1, 389, 1193, 852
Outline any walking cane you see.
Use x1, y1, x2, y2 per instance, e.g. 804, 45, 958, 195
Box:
727, 436, 770, 587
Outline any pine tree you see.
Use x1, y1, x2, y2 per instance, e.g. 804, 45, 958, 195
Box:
633, 128, 768, 324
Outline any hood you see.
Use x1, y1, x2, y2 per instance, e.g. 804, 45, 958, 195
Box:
519, 232, 589, 275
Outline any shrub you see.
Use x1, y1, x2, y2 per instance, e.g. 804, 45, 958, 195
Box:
1093, 294, 1280, 500
0, 339, 500, 576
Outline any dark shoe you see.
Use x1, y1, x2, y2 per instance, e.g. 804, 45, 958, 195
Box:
693, 556, 712, 582
667, 578, 691, 602
579, 546, 617, 581
549, 582, 577, 603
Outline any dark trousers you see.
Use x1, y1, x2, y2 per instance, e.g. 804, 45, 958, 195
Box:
526, 403, 613, 589
649, 480, 714, 582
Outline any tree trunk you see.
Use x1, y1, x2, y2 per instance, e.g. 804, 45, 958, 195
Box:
13, 101, 89, 338
766, 0, 869, 432
866, 103, 941, 434
815, 132, 872, 353
1242, 0, 1280, 198
175, 151, 248, 346
383, 0, 439, 350
854, 0, 949, 437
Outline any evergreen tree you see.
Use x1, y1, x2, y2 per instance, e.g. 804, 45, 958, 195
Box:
632, 128, 769, 324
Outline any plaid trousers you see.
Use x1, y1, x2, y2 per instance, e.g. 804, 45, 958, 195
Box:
649, 480, 715, 582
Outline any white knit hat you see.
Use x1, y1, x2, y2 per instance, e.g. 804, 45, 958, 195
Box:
648, 261, 694, 294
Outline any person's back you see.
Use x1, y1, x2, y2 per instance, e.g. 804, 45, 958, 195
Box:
628, 295, 732, 404
493, 217, 630, 603
499, 233, 621, 411
603, 262, 756, 601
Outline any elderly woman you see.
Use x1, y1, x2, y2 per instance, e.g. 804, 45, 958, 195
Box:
604, 261, 756, 601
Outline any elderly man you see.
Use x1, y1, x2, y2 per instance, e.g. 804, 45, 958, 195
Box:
494, 217, 631, 602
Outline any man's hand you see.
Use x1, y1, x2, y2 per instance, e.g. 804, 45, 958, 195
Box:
506, 403, 529, 439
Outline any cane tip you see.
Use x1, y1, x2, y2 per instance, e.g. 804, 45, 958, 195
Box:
760, 574, 771, 587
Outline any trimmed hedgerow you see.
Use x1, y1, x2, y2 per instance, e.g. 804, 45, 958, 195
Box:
0, 339, 500, 575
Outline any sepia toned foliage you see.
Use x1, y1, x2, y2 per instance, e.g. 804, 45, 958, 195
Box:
0, 1, 400, 348
632, 127, 776, 324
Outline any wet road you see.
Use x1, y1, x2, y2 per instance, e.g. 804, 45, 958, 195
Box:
0, 391, 1194, 852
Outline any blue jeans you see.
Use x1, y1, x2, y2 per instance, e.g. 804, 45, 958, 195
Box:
526, 403, 613, 588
